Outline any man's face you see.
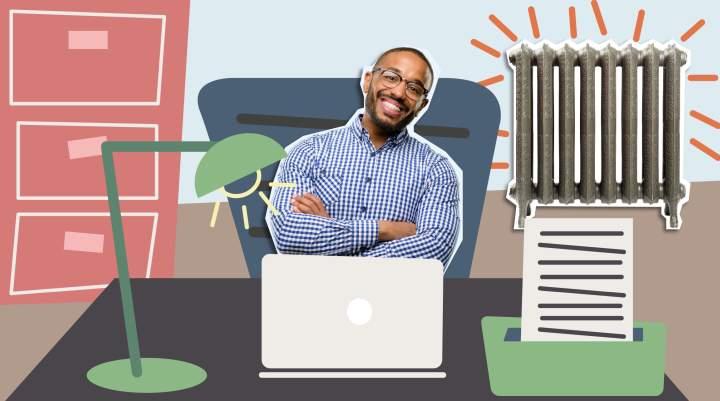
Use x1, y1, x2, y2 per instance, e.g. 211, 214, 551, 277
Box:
363, 51, 431, 135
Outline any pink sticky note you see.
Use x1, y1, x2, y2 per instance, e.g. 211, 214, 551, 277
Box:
67, 136, 107, 160
68, 30, 109, 50
64, 231, 105, 254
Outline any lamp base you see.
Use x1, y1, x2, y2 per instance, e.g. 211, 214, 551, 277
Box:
87, 358, 207, 393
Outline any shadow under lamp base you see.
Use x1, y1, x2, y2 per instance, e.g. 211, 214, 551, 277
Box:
87, 358, 207, 393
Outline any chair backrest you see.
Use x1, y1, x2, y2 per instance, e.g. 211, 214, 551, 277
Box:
197, 78, 500, 277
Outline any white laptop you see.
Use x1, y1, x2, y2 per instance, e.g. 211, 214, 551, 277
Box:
260, 254, 446, 379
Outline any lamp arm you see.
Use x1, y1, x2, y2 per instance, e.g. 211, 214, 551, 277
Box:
101, 141, 215, 377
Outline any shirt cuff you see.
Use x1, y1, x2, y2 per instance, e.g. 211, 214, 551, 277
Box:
351, 219, 378, 251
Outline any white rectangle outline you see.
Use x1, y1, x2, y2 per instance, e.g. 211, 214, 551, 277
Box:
9, 9, 166, 106
16, 121, 159, 201
9, 212, 158, 296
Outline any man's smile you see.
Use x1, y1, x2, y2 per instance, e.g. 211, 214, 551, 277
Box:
378, 95, 406, 118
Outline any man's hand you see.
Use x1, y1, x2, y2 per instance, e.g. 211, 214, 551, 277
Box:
378, 220, 416, 241
291, 193, 330, 218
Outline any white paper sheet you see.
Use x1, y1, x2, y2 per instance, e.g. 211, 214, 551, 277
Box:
521, 218, 633, 342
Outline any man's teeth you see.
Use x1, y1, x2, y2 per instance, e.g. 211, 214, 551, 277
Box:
383, 100, 401, 111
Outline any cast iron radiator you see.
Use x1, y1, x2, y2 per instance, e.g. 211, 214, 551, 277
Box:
507, 41, 689, 230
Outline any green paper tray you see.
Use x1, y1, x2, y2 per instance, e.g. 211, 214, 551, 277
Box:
482, 316, 666, 396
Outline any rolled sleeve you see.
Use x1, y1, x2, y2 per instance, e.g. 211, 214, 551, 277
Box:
352, 219, 379, 250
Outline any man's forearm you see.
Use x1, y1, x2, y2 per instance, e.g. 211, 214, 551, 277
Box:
361, 225, 458, 267
378, 220, 417, 241
269, 212, 378, 255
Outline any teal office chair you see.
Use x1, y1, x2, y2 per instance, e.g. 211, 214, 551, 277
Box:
198, 78, 500, 277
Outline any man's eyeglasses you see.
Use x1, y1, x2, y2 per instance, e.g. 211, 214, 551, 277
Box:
372, 67, 429, 100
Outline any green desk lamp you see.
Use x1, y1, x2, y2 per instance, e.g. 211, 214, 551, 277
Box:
86, 134, 286, 393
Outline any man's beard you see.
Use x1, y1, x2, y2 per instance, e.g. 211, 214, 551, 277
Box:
365, 85, 416, 136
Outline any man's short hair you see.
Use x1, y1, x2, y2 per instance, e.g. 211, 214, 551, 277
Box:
374, 47, 434, 91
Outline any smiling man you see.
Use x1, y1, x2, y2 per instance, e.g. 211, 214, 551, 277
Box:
266, 47, 460, 267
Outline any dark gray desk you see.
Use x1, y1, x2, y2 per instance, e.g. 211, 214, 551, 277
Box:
9, 279, 687, 400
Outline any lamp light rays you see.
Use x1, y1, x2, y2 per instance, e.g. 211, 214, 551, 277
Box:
207, 169, 295, 228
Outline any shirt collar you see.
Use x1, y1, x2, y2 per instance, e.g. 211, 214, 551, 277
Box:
351, 112, 409, 147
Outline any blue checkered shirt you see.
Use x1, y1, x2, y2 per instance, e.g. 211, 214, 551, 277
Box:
266, 111, 460, 267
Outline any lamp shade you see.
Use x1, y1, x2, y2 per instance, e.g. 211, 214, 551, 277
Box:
195, 133, 286, 197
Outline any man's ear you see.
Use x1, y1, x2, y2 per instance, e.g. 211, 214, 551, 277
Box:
413, 98, 429, 119
419, 98, 428, 111
362, 71, 372, 94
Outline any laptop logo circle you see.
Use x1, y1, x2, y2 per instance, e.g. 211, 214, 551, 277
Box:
347, 298, 373, 326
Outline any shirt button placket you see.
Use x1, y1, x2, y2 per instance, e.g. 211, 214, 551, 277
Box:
362, 150, 377, 216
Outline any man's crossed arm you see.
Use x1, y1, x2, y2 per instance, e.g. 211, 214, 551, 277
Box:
290, 193, 418, 242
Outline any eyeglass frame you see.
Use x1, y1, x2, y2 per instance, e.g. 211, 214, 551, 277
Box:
371, 67, 430, 100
